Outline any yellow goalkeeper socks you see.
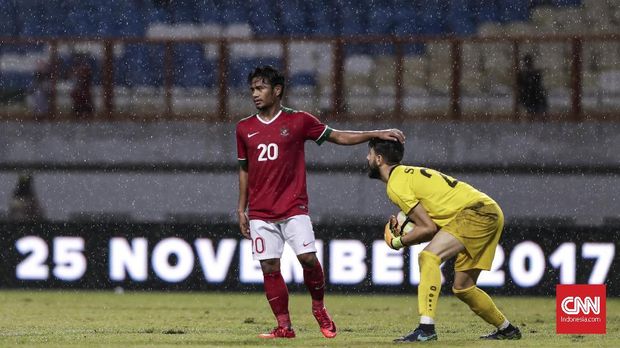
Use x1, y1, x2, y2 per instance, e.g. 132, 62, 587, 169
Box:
418, 251, 442, 319
452, 285, 506, 327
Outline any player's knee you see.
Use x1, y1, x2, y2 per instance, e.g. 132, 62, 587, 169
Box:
452, 284, 475, 297
297, 252, 318, 268
418, 250, 441, 268
452, 285, 483, 313
260, 258, 280, 273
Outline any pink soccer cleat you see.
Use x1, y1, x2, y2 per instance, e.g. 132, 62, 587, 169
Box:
312, 307, 337, 338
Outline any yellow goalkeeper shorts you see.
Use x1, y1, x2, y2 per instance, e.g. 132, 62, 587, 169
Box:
441, 201, 504, 272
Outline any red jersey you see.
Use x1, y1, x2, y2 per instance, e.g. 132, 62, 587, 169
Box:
236, 106, 332, 221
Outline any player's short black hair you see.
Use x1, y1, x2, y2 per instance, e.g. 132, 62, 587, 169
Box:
369, 138, 404, 165
248, 65, 285, 96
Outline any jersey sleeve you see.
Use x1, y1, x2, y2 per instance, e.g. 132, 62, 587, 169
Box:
236, 124, 247, 167
301, 111, 332, 145
387, 176, 419, 214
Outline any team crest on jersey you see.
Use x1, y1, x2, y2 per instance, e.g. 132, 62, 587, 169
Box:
280, 127, 289, 137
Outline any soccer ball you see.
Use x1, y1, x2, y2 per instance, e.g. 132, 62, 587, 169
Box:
395, 211, 415, 236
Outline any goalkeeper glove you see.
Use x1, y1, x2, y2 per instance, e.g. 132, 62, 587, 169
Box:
384, 215, 405, 250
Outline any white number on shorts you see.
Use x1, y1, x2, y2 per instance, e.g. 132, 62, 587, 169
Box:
257, 143, 278, 161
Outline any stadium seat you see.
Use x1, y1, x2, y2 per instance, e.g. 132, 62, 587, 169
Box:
470, 0, 500, 24
60, 52, 101, 86
416, 0, 446, 35
174, 44, 216, 88
582, 42, 601, 73
114, 2, 147, 37
39, 1, 64, 35
116, 45, 152, 87
0, 0, 18, 37
550, 0, 582, 6
555, 8, 585, 34
581, 71, 599, 96
278, 1, 310, 36
16, 1, 46, 37
72, 2, 103, 36
247, 0, 281, 36
503, 21, 536, 36
603, 42, 620, 71
367, 2, 398, 54
445, 0, 476, 36
0, 72, 32, 92
170, 0, 198, 23
336, 1, 374, 55
531, 6, 557, 33
368, 3, 394, 35
146, 1, 173, 24
95, 5, 115, 37
425, 43, 451, 94
391, 3, 425, 55
402, 55, 428, 94
477, 22, 503, 37
222, 23, 253, 38
479, 41, 513, 94
217, 0, 250, 24
195, 0, 218, 23
536, 41, 570, 90
151, 45, 167, 87
337, 0, 368, 36
461, 43, 484, 95
533, 6, 585, 34
0, 42, 47, 93
370, 55, 396, 97
307, 0, 337, 36
3, 1, 44, 54
287, 41, 330, 101
290, 72, 317, 88
497, 0, 530, 23
343, 54, 374, 113
118, 43, 169, 87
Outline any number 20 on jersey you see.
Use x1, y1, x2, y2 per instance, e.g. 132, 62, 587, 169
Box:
257, 143, 278, 161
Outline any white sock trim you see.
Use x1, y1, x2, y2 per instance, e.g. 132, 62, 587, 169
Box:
498, 320, 510, 330
420, 316, 435, 325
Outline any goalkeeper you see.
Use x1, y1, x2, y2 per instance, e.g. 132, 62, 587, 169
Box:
366, 138, 522, 342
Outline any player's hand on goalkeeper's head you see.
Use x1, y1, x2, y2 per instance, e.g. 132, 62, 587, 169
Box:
377, 129, 405, 143
384, 215, 405, 250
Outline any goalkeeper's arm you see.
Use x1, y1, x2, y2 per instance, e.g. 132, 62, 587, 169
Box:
390, 203, 438, 249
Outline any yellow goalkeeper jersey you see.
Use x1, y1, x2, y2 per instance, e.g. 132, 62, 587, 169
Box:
386, 165, 496, 227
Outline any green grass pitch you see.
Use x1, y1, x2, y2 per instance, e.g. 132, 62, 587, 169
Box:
0, 290, 618, 347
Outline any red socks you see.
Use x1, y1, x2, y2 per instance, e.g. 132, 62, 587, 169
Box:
263, 262, 326, 327
303, 261, 326, 311
263, 271, 291, 328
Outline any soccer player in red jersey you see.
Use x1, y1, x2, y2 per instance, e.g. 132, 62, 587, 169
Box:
236, 66, 405, 339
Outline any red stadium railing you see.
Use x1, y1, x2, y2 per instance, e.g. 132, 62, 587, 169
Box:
1, 34, 619, 122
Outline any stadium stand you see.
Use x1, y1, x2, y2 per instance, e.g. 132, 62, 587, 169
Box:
0, 1, 592, 40
2, 0, 620, 119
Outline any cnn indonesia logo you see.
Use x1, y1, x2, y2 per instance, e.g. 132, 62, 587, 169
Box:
556, 284, 606, 334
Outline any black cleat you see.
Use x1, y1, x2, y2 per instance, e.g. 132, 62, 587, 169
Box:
394, 326, 438, 343
480, 325, 522, 340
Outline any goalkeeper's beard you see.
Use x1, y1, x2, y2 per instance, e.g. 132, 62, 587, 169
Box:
367, 161, 381, 180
